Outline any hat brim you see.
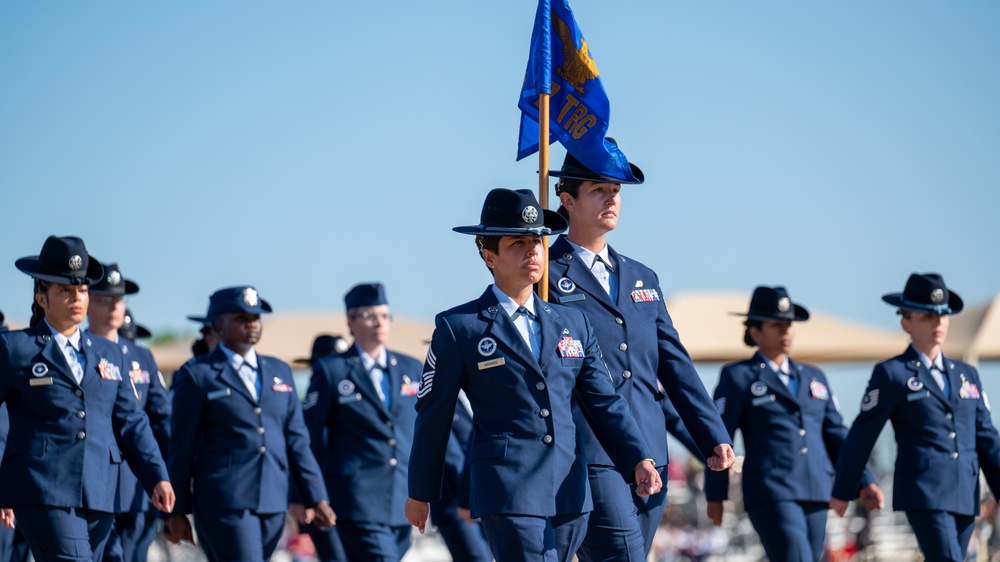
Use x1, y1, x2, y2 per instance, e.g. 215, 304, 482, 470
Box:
91, 278, 140, 296
882, 292, 964, 315
134, 324, 152, 339
292, 357, 313, 365
549, 162, 645, 185
730, 304, 810, 323
452, 209, 568, 236
15, 255, 104, 285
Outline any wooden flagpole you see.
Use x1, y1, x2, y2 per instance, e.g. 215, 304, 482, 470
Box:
538, 92, 551, 302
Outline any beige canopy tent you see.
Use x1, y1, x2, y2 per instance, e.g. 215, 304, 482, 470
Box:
151, 312, 434, 375
945, 292, 1000, 362
665, 292, 908, 363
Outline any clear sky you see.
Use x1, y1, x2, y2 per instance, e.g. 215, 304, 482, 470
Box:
2, 1, 998, 337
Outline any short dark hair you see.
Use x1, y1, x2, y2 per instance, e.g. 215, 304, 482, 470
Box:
743, 319, 762, 347
474, 235, 500, 276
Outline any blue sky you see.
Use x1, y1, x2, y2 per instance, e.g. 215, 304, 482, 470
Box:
2, 1, 998, 337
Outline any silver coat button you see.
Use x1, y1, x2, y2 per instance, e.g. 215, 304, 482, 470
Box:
948, 432, 956, 440
798, 429, 806, 436
951, 452, 959, 459
622, 370, 632, 379
542, 435, 553, 444
74, 390, 83, 397
253, 407, 262, 415
389, 458, 398, 467
536, 382, 546, 391
540, 409, 550, 418
799, 447, 808, 455
945, 413, 953, 420
76, 432, 86, 440
77, 411, 86, 419
615, 317, 623, 325
388, 438, 397, 447
257, 427, 265, 435
258, 446, 267, 454
619, 343, 628, 352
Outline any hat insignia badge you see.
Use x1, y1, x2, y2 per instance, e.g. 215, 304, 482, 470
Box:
243, 287, 258, 307
108, 271, 121, 286
930, 288, 945, 304
521, 206, 539, 223
777, 297, 791, 313
68, 255, 83, 271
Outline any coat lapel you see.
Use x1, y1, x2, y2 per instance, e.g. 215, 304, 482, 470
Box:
480, 289, 541, 377
36, 327, 79, 389
902, 347, 949, 407
551, 236, 618, 312
752, 352, 795, 403
535, 297, 561, 375
387, 354, 404, 417
213, 348, 257, 404
945, 355, 963, 407
79, 334, 104, 392
345, 348, 391, 417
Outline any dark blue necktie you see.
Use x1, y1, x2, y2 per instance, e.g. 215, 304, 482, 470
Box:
376, 365, 391, 408
787, 371, 799, 396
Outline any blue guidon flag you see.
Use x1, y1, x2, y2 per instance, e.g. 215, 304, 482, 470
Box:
517, 0, 639, 183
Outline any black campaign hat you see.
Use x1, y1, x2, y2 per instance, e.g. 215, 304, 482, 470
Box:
882, 273, 963, 315
89, 262, 140, 296
550, 138, 644, 186
732, 286, 810, 322
453, 188, 567, 236
15, 235, 104, 285
294, 334, 350, 365
206, 286, 273, 318
119, 308, 152, 340
344, 283, 388, 310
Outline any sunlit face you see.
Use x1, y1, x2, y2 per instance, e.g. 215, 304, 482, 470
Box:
88, 294, 127, 331
347, 304, 392, 348
38, 283, 89, 328
215, 312, 262, 348
750, 320, 794, 358
902, 311, 949, 350
560, 181, 621, 233
482, 236, 545, 289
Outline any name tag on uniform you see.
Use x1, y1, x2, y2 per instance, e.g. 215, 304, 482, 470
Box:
29, 377, 53, 386
207, 388, 231, 400
908, 390, 931, 402
338, 393, 362, 404
478, 358, 505, 370
751, 394, 776, 407
555, 294, 586, 303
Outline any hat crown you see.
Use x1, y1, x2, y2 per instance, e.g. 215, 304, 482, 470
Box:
207, 285, 272, 317
89, 262, 138, 295
38, 236, 90, 283
483, 189, 543, 229
344, 283, 388, 310
744, 285, 809, 322
311, 335, 348, 359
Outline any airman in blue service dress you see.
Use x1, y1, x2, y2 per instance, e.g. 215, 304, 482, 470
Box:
1, 311, 29, 562
299, 283, 420, 562
547, 144, 734, 561
832, 273, 1000, 562
405, 188, 664, 562
86, 265, 171, 562
704, 286, 881, 562
165, 286, 334, 562
0, 235, 174, 562
293, 334, 350, 562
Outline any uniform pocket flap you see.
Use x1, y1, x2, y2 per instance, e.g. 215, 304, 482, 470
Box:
470, 436, 508, 462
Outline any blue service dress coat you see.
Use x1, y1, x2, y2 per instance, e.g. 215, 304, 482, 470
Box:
704, 352, 874, 509
832, 346, 1000, 514
301, 346, 420, 526
547, 236, 731, 467
106, 337, 170, 514
168, 346, 328, 516
408, 287, 655, 519
0, 323, 168, 512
